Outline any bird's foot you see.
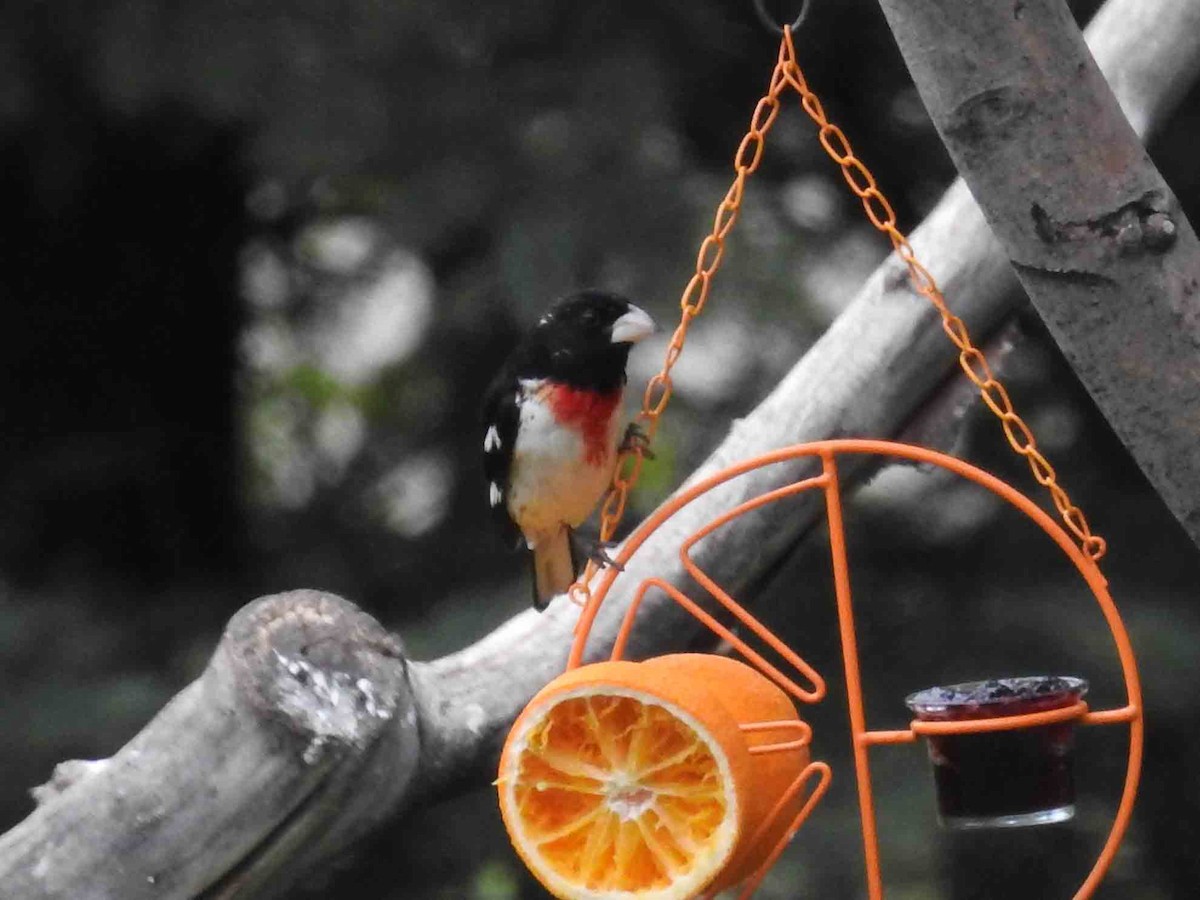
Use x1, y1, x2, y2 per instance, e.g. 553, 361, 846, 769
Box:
619, 421, 655, 460
573, 533, 625, 572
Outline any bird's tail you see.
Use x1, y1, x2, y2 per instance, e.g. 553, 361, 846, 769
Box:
531, 528, 578, 611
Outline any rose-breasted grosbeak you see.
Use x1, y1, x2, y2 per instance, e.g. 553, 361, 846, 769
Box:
483, 291, 655, 610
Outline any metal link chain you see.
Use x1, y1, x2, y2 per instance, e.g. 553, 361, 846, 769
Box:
568, 23, 1104, 608
565, 59, 794, 608
773, 27, 1105, 560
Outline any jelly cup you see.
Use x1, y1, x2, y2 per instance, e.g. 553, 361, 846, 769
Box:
905, 676, 1089, 829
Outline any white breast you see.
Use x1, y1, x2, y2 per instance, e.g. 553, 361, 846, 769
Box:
506, 379, 622, 545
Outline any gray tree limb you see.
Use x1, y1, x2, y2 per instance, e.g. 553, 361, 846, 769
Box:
0, 592, 418, 899
1, 0, 1197, 896
877, 0, 1200, 545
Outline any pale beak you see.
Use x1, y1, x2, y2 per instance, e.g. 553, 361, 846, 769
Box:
610, 304, 656, 344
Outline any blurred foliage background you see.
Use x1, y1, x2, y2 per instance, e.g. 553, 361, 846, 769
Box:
2, 0, 1198, 897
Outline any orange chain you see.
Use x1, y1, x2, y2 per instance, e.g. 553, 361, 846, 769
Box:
565, 39, 794, 608
568, 25, 1103, 607
772, 26, 1105, 561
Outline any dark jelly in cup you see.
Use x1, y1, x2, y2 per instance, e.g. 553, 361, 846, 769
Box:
905, 676, 1088, 829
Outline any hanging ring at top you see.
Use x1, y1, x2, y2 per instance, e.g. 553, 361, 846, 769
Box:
753, 0, 812, 35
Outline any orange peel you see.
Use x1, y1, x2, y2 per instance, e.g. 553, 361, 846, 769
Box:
498, 654, 810, 898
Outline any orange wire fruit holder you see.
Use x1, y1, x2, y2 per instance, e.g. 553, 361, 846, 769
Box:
498, 19, 1142, 900
562, 440, 1142, 898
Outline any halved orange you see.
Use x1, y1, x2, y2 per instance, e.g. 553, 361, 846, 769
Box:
498, 655, 811, 899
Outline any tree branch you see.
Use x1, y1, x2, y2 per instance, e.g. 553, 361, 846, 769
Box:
2, 0, 1197, 896
877, 0, 1200, 546
0, 592, 417, 900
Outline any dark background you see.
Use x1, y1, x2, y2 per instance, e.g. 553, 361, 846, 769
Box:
2, 0, 1197, 897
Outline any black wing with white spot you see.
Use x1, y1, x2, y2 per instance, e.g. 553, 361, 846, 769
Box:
481, 374, 524, 550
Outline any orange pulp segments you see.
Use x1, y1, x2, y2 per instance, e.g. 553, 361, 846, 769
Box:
497, 655, 810, 899
640, 655, 811, 892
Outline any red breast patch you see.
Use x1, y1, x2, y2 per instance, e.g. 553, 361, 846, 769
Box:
543, 384, 620, 466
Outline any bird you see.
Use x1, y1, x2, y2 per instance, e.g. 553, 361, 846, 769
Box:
482, 290, 655, 610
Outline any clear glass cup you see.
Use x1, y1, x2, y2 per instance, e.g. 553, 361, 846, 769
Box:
905, 676, 1088, 829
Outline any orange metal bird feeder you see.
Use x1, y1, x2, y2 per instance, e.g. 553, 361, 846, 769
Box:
497, 9, 1142, 899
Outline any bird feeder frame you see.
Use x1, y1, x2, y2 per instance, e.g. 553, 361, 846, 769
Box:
499, 14, 1143, 899
565, 439, 1143, 899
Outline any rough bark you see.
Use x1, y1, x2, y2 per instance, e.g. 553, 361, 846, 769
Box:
0, 593, 418, 900
877, 0, 1200, 545
1, 0, 1197, 896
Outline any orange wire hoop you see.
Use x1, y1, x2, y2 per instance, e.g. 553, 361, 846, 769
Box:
567, 439, 1143, 900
